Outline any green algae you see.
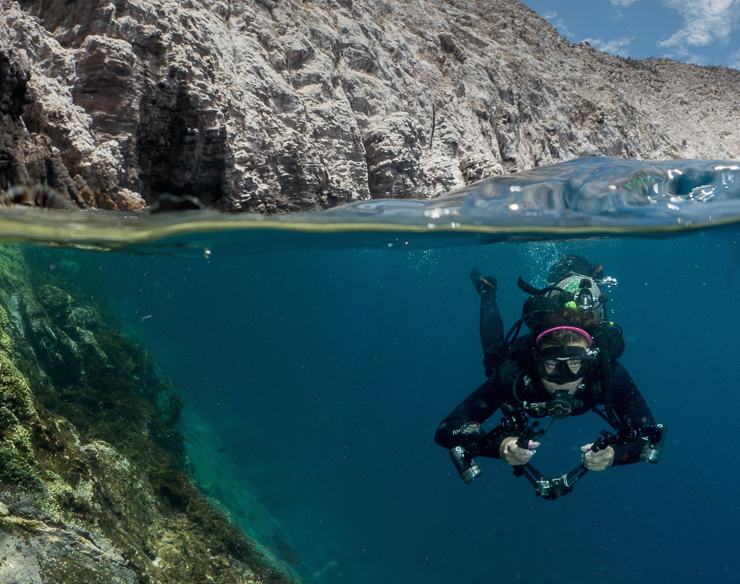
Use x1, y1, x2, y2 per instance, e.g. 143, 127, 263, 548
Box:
0, 334, 46, 495
0, 332, 96, 521
0, 246, 295, 584
36, 326, 186, 465
0, 246, 32, 299
36, 284, 74, 320
29, 320, 285, 582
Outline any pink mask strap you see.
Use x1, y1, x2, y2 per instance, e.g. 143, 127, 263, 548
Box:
536, 326, 592, 346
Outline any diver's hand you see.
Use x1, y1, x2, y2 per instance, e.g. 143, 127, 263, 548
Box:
500, 437, 540, 466
581, 443, 614, 471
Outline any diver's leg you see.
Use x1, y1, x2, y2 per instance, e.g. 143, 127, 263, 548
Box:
471, 269, 504, 377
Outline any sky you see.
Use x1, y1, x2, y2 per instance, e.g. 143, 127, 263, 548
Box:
520, 0, 740, 69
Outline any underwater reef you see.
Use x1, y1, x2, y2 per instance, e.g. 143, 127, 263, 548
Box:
0, 245, 297, 584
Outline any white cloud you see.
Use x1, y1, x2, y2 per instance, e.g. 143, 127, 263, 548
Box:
660, 46, 708, 65
611, 0, 639, 6
582, 36, 634, 56
659, 0, 740, 49
541, 11, 577, 39
729, 47, 740, 67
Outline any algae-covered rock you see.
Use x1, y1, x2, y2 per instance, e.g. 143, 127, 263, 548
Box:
0, 245, 296, 584
36, 285, 74, 320
0, 523, 139, 584
0, 349, 44, 495
0, 305, 12, 352
0, 247, 32, 300
67, 306, 105, 332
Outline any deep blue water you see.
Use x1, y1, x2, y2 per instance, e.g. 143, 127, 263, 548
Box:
24, 230, 738, 584
13, 158, 740, 583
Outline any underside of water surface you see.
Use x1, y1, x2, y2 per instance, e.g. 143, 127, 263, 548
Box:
1, 157, 739, 584
0, 157, 740, 253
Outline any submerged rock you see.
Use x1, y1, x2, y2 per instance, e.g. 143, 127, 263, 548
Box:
36, 285, 74, 320
0, 245, 297, 584
66, 305, 105, 332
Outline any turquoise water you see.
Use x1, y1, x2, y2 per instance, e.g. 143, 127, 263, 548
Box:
13, 158, 740, 583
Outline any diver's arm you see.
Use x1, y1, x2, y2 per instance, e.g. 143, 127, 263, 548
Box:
434, 376, 502, 450
607, 362, 657, 467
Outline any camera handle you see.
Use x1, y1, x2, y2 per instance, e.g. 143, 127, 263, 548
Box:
590, 423, 666, 463
449, 406, 537, 483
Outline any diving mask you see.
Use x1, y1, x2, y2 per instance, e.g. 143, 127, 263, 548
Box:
536, 345, 598, 385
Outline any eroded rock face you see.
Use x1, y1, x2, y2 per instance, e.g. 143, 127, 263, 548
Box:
0, 48, 83, 204
2, 0, 740, 212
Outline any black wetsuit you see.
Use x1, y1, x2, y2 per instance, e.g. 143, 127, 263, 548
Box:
436, 286, 655, 466
434, 357, 656, 466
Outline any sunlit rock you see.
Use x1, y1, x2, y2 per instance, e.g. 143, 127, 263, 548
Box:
2, 0, 740, 212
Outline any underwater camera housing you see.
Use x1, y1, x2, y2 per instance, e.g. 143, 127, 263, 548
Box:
528, 467, 585, 500
450, 422, 667, 499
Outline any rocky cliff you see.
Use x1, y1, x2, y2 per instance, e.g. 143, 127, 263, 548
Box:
2, 0, 740, 213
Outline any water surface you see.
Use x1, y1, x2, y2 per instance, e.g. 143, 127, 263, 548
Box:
12, 157, 740, 584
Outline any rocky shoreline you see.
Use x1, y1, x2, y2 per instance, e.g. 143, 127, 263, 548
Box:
2, 0, 740, 213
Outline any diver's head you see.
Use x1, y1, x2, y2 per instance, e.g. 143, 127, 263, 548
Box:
536, 332, 590, 394
544, 255, 608, 322
534, 310, 599, 395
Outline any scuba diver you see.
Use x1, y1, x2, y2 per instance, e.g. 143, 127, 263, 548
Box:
434, 255, 665, 500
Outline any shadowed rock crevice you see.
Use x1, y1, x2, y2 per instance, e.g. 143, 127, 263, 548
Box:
137, 78, 230, 208
0, 51, 82, 203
